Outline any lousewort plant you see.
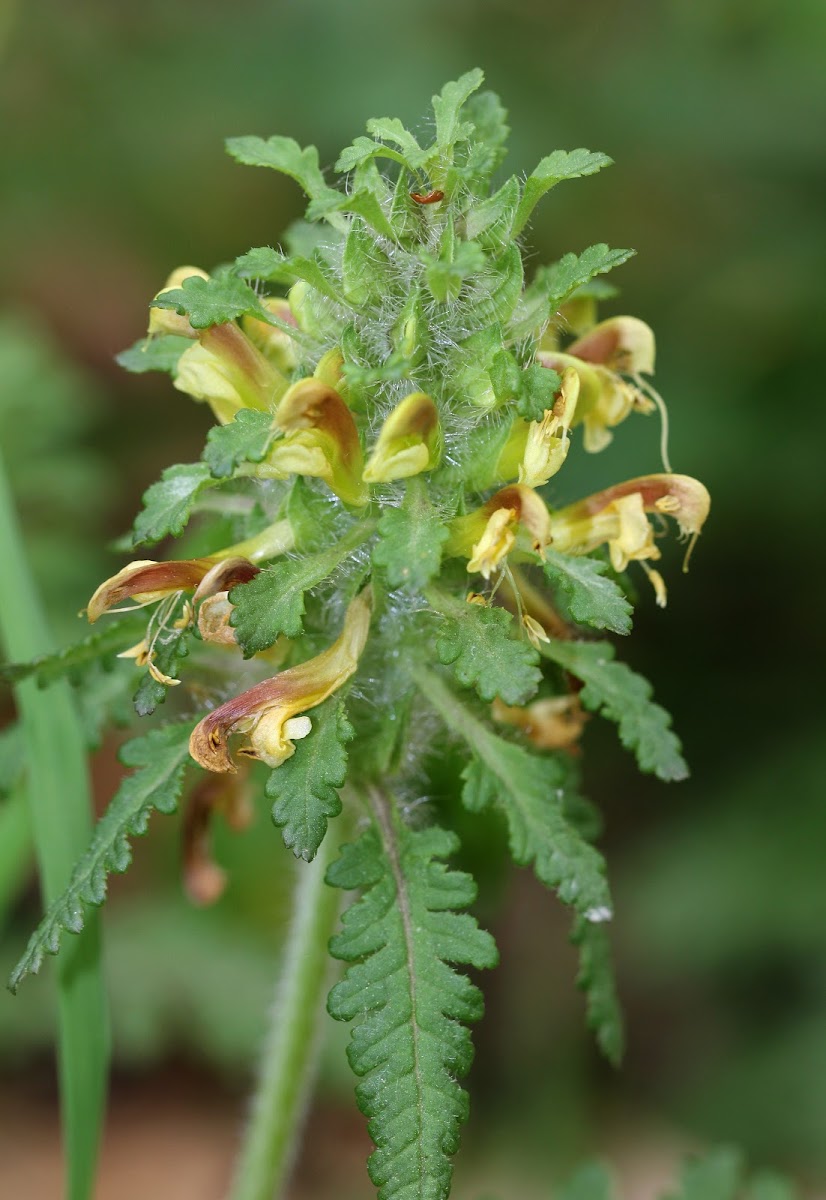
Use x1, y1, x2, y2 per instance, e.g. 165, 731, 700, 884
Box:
7, 70, 710, 1199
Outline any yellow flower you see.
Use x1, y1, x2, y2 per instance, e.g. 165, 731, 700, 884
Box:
548, 473, 711, 580
363, 392, 441, 484
448, 485, 552, 580
259, 378, 367, 506
492, 694, 587, 751
517, 366, 580, 487
240, 297, 299, 373
189, 588, 373, 772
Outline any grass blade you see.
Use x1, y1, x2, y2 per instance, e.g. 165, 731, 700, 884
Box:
0, 449, 108, 1200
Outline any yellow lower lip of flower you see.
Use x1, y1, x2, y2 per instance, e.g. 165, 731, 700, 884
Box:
189, 588, 373, 773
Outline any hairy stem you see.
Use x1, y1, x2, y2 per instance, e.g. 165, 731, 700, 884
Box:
229, 808, 351, 1200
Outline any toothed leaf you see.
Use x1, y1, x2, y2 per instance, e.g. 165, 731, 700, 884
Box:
225, 135, 343, 217
149, 272, 269, 329
9, 722, 193, 991
131, 462, 214, 547
327, 814, 497, 1200
202, 410, 274, 479
417, 667, 611, 918
116, 334, 192, 375
571, 915, 624, 1066
532, 244, 635, 311
1, 613, 147, 687
513, 149, 613, 236
430, 596, 541, 705
230, 527, 369, 656
541, 551, 633, 635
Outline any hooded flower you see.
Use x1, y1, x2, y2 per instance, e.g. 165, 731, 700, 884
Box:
261, 378, 367, 506
85, 522, 293, 624
448, 485, 552, 579
548, 473, 710, 576
189, 588, 373, 772
494, 367, 580, 488
240, 297, 299, 373
174, 323, 287, 424
363, 392, 441, 483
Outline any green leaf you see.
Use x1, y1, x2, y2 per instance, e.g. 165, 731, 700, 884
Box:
131, 462, 214, 547
513, 148, 613, 237
116, 334, 192, 375
464, 176, 519, 247
665, 1149, 744, 1200
149, 273, 268, 329
542, 639, 688, 782
365, 117, 428, 168
471, 242, 523, 326
558, 1163, 615, 1200
372, 479, 449, 590
327, 806, 497, 1200
432, 69, 485, 151
463, 91, 510, 177
266, 699, 353, 860
531, 244, 635, 311
202, 410, 274, 478
414, 666, 611, 918
429, 592, 541, 705
541, 551, 633, 635
226, 134, 343, 219
230, 523, 372, 655
9, 722, 193, 991
1, 613, 147, 687
571, 915, 624, 1066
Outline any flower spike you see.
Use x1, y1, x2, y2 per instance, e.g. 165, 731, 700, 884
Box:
189, 587, 373, 772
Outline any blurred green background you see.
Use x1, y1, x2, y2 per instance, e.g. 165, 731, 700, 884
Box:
1, 0, 825, 1196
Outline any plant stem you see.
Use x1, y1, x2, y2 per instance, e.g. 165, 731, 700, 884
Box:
229, 809, 351, 1200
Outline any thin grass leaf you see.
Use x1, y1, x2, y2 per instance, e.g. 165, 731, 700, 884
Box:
0, 450, 107, 1200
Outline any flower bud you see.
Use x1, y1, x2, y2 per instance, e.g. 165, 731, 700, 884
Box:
363, 392, 441, 484
492, 694, 587, 751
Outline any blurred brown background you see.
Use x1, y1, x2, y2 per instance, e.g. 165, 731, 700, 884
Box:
1, 0, 825, 1196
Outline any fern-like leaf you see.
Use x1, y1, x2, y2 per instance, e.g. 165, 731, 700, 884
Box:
9, 722, 193, 990
327, 798, 498, 1200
